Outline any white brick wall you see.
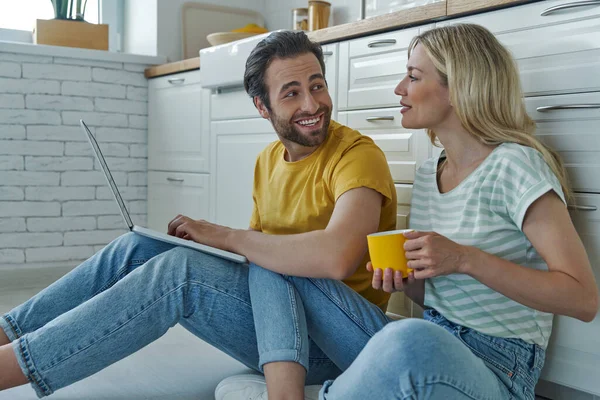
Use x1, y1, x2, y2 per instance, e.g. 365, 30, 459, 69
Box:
0, 51, 150, 268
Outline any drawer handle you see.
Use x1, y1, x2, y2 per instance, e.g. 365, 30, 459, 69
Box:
568, 205, 598, 211
366, 116, 395, 121
536, 104, 600, 112
367, 39, 397, 48
168, 78, 185, 84
166, 177, 184, 182
322, 51, 333, 56
541, 0, 600, 16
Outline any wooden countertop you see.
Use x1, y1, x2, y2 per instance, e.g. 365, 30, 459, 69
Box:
144, 0, 531, 79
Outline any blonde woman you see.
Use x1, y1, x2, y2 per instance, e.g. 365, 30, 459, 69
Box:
320, 24, 599, 400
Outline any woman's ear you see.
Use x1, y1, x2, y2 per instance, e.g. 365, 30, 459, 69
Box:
254, 97, 270, 120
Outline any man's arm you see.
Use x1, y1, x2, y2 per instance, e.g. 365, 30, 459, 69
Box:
170, 187, 383, 280
230, 187, 383, 279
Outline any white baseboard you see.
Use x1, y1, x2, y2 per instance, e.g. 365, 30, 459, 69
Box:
536, 379, 597, 400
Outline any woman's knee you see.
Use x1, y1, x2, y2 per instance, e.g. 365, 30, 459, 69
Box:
370, 319, 443, 357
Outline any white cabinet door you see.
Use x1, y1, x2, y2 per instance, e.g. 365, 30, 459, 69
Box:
148, 71, 210, 173
210, 118, 276, 229
437, 3, 600, 97
147, 171, 210, 233
526, 92, 600, 194
323, 43, 339, 121
542, 193, 600, 396
337, 27, 420, 110
338, 108, 430, 184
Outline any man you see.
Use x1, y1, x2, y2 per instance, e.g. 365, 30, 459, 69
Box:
0, 31, 396, 400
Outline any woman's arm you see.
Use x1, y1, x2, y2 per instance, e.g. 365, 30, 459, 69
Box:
405, 191, 599, 322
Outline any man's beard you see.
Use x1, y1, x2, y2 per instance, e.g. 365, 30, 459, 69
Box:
270, 106, 331, 147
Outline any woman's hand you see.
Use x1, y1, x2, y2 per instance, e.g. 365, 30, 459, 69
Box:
404, 230, 473, 279
167, 214, 233, 251
367, 262, 417, 293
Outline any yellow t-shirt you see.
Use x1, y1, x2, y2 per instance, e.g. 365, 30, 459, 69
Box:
250, 120, 397, 308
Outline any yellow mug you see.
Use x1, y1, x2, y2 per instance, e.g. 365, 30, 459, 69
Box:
367, 229, 414, 278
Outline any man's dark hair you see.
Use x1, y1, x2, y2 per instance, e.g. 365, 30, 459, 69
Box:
243, 30, 326, 111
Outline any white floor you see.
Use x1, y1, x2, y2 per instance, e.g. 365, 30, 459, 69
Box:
0, 267, 251, 400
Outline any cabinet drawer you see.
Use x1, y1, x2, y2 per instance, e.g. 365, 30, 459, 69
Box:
510, 17, 600, 96
439, 0, 600, 34
348, 27, 420, 59
147, 171, 210, 233
389, 162, 415, 183
338, 26, 428, 110
396, 205, 410, 229
570, 193, 600, 228
339, 109, 429, 183
396, 184, 412, 206
150, 70, 201, 90
148, 70, 209, 173
438, 4, 600, 96
526, 92, 600, 193
211, 87, 260, 121
542, 193, 600, 395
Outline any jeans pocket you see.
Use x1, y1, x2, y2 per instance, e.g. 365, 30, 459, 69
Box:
456, 328, 518, 392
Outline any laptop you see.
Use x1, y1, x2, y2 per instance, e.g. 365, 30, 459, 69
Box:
80, 120, 248, 264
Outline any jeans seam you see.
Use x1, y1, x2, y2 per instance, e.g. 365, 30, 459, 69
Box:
17, 337, 53, 397
456, 331, 516, 380
286, 281, 302, 365
2, 314, 22, 340
91, 260, 146, 298
517, 365, 536, 388
307, 278, 385, 337
192, 280, 252, 308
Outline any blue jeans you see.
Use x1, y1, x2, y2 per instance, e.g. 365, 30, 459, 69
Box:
248, 265, 391, 373
0, 233, 389, 398
320, 309, 545, 400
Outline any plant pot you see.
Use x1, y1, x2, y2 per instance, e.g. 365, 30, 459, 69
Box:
34, 19, 109, 51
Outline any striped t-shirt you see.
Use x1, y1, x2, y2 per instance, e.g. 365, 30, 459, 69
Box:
410, 142, 565, 347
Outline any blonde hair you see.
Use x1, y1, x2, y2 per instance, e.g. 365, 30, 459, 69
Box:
409, 24, 571, 200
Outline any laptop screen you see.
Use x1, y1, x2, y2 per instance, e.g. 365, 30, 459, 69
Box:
80, 120, 134, 230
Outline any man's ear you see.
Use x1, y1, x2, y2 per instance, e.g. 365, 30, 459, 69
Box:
254, 96, 270, 120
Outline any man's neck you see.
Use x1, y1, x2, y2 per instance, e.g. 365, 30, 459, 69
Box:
283, 142, 321, 162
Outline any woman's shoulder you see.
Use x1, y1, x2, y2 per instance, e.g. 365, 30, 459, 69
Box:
488, 143, 554, 178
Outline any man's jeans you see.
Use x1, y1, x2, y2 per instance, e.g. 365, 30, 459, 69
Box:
0, 233, 390, 397
320, 309, 545, 400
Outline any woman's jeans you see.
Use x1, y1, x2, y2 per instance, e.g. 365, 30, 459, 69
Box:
320, 309, 546, 400
0, 233, 391, 397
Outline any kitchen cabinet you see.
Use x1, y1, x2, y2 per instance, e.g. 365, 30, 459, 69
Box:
210, 116, 276, 229
147, 70, 211, 232
437, 0, 600, 97
322, 44, 339, 120
447, 0, 530, 16
148, 70, 210, 173
542, 194, 600, 394
527, 92, 600, 194
147, 171, 210, 232
338, 107, 430, 184
338, 27, 421, 110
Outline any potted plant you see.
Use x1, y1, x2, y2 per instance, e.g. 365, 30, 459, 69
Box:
34, 0, 109, 50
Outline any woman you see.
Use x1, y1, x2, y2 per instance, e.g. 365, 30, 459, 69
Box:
319, 23, 598, 400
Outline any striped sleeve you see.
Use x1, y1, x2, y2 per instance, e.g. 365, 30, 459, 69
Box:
502, 147, 566, 229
